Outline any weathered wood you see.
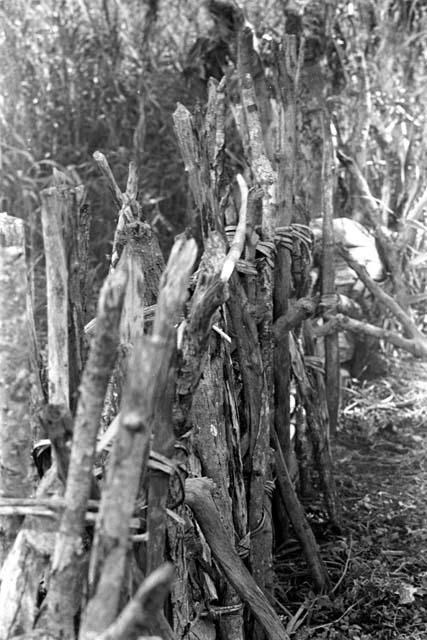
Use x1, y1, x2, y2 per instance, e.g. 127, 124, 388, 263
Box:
321, 119, 340, 435
146, 233, 196, 578
273, 36, 299, 473
238, 25, 273, 161
146, 371, 175, 576
223, 348, 248, 541
297, 328, 342, 529
41, 265, 128, 638
40, 185, 70, 406
0, 232, 33, 565
79, 237, 196, 640
175, 232, 227, 434
185, 478, 289, 640
93, 150, 124, 209
119, 238, 146, 345
173, 103, 217, 234
239, 67, 276, 601
65, 185, 90, 408
273, 298, 317, 341
192, 350, 244, 640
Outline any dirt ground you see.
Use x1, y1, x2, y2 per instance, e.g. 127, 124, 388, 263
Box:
275, 355, 427, 639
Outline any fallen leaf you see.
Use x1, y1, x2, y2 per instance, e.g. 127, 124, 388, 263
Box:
396, 583, 417, 604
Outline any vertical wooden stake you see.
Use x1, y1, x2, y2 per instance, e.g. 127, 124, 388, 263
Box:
41, 186, 70, 406
321, 118, 340, 436
0, 215, 33, 564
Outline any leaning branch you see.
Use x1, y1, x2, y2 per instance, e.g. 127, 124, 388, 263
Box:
315, 314, 427, 359
338, 245, 424, 341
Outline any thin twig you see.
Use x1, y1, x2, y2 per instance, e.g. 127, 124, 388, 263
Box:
331, 536, 353, 594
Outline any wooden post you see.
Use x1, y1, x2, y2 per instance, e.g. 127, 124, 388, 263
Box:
239, 68, 276, 604
79, 237, 197, 640
40, 186, 70, 407
0, 215, 33, 565
41, 265, 128, 638
321, 118, 340, 436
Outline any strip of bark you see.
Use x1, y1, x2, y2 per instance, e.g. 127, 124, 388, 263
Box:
41, 265, 128, 638
79, 237, 196, 639
185, 478, 289, 640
